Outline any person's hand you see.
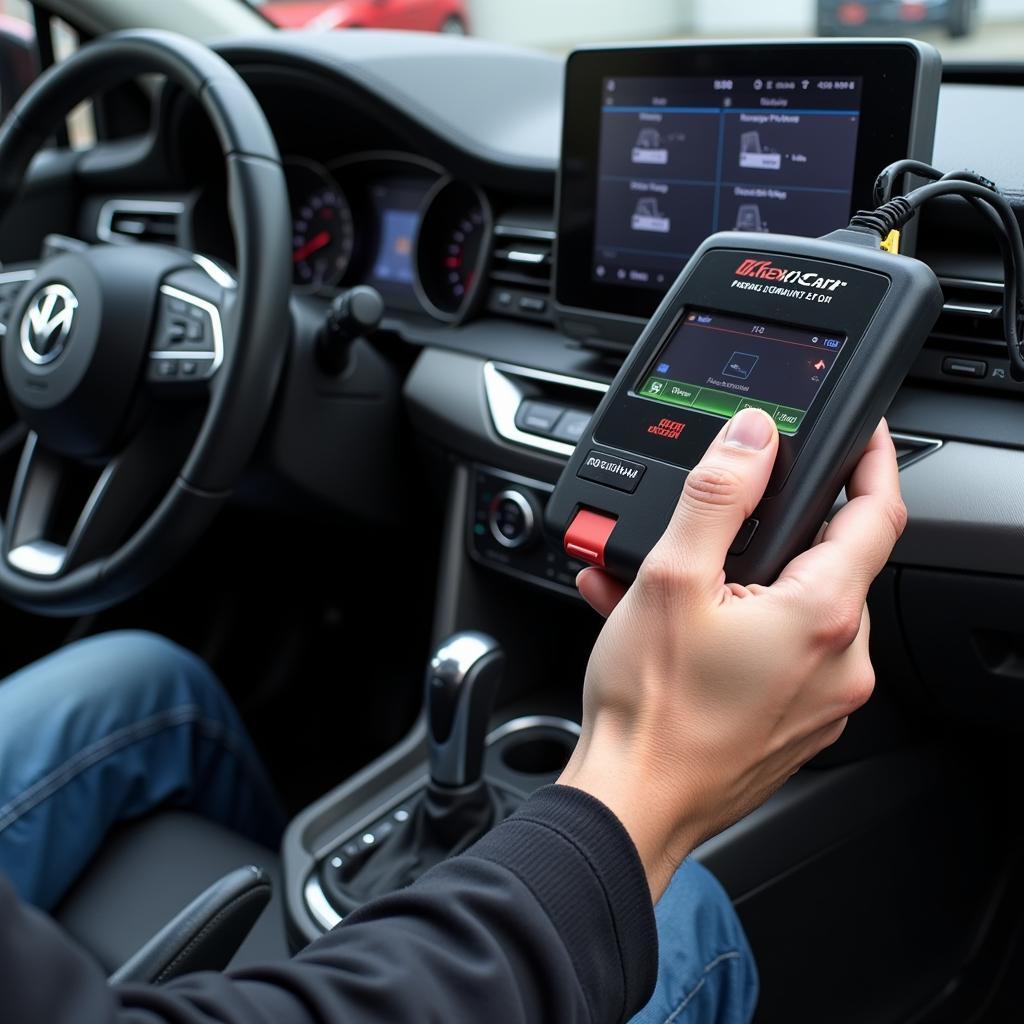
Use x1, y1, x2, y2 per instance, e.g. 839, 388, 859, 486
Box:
557, 408, 907, 899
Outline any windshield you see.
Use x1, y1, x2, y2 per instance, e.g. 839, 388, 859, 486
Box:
244, 0, 1024, 60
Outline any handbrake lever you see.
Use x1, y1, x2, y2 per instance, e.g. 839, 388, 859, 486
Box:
109, 865, 271, 986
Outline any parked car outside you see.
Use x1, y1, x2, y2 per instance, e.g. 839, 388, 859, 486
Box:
817, 0, 979, 37
252, 0, 469, 33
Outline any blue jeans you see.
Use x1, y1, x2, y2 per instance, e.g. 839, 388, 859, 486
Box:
0, 630, 757, 1022
0, 631, 286, 911
632, 861, 759, 1023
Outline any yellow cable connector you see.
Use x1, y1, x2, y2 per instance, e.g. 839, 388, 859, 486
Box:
880, 229, 901, 254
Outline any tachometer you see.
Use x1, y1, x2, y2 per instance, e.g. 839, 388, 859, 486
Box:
285, 158, 355, 291
414, 178, 491, 322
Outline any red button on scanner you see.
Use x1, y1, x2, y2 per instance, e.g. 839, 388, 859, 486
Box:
564, 509, 617, 568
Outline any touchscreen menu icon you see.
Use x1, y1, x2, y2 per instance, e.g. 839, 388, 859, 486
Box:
631, 197, 671, 234
722, 352, 759, 380
631, 128, 668, 165
739, 131, 782, 171
734, 203, 767, 232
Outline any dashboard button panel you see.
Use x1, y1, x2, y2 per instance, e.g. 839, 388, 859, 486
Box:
514, 400, 563, 435
469, 466, 586, 598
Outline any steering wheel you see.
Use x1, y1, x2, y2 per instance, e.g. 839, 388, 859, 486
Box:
0, 30, 290, 616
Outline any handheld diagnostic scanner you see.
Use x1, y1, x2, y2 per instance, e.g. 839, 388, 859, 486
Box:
545, 229, 944, 585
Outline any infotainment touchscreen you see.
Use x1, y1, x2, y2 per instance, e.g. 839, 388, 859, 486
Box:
593, 77, 862, 291
555, 41, 941, 327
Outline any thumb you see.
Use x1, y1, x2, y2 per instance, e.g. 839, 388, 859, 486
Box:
647, 407, 779, 591
577, 567, 628, 618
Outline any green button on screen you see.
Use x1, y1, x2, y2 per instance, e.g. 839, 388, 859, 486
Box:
639, 376, 805, 432
693, 388, 741, 418
736, 397, 779, 417
664, 383, 698, 405
773, 406, 804, 433
639, 378, 669, 398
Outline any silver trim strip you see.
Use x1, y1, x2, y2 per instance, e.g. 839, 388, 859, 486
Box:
483, 361, 607, 458
0, 269, 37, 337
96, 199, 185, 244
0, 269, 38, 284
486, 715, 581, 743
493, 225, 555, 240
151, 285, 224, 377
505, 250, 547, 265
8, 540, 66, 577
304, 875, 343, 931
942, 301, 1000, 317
890, 431, 943, 471
192, 255, 236, 290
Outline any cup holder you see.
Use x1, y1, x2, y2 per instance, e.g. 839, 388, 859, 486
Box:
502, 734, 575, 775
488, 717, 580, 784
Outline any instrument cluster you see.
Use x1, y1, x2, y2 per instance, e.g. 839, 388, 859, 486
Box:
284, 153, 491, 324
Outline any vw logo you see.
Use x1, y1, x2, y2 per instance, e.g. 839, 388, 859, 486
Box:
20, 283, 79, 365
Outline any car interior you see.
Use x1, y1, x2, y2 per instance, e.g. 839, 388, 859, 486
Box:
0, 1, 1023, 1021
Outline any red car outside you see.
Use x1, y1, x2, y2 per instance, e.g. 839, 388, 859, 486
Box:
256, 0, 469, 34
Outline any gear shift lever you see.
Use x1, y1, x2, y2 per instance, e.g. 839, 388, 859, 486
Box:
332, 632, 507, 904
426, 631, 505, 789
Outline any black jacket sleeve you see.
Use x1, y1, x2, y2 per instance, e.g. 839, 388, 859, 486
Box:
2, 786, 658, 1024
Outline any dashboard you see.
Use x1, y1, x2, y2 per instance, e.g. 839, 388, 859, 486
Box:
28, 29, 1024, 733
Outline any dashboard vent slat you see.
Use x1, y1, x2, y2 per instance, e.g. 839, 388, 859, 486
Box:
97, 199, 186, 246
487, 223, 554, 322
932, 277, 1007, 350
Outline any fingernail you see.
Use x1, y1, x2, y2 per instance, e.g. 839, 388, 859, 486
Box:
724, 408, 776, 451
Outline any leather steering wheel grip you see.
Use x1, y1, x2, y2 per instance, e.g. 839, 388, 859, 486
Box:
0, 31, 291, 614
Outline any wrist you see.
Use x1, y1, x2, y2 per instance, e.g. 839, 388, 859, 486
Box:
558, 747, 701, 901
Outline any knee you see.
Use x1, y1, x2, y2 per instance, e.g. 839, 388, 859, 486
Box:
46, 631, 223, 707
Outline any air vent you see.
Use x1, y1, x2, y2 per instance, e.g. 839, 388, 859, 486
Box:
486, 223, 554, 322
97, 199, 185, 245
932, 276, 1005, 349
908, 276, 1019, 394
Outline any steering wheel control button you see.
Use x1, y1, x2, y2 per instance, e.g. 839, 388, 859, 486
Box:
514, 400, 563, 436
576, 449, 646, 493
488, 489, 537, 549
148, 284, 223, 383
153, 359, 178, 378
729, 518, 760, 556
564, 508, 617, 568
942, 356, 987, 379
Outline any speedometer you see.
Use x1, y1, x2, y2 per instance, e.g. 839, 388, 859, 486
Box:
414, 177, 491, 322
285, 158, 355, 291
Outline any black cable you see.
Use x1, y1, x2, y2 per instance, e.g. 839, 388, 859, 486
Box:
872, 159, 945, 205
906, 180, 1024, 379
852, 165, 1024, 381
848, 196, 913, 238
